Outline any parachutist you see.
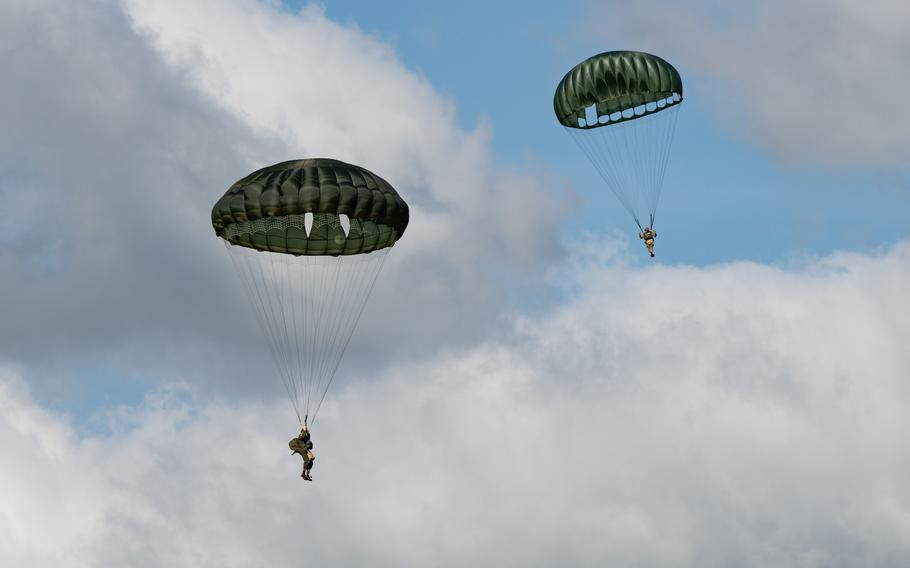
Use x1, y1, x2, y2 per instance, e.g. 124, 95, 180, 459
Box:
555, 52, 682, 245
289, 425, 315, 481
213, 160, 407, 446
639, 227, 657, 257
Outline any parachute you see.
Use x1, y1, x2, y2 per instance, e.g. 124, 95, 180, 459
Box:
212, 159, 409, 425
554, 50, 683, 230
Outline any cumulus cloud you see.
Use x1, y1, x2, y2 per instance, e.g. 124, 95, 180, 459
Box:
588, 0, 910, 168
0, 0, 569, 396
3, 2, 908, 563
0, 0, 261, 395
122, 0, 571, 262
3, 240, 909, 566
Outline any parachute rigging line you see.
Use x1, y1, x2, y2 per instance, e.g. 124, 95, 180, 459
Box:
564, 101, 680, 231
226, 243, 389, 425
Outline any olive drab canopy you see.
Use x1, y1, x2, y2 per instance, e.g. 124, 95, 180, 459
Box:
212, 158, 409, 255
554, 51, 683, 230
213, 159, 409, 425
553, 51, 683, 128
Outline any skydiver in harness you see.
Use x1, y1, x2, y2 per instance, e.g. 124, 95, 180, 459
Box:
289, 421, 315, 481
639, 226, 657, 258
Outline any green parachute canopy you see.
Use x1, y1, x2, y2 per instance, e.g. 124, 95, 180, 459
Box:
554, 50, 683, 128
213, 159, 409, 425
554, 51, 683, 230
212, 158, 409, 256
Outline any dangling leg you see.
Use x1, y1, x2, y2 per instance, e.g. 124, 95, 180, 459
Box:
304, 456, 314, 481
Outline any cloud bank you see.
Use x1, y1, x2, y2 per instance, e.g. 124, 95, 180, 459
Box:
0, 0, 569, 398
3, 240, 910, 566
589, 1, 910, 168
2, 1, 909, 565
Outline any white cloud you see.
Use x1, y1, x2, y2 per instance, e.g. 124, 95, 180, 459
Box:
122, 0, 568, 270
3, 241, 909, 566
588, 0, 910, 168
0, 0, 569, 394
3, 1, 908, 563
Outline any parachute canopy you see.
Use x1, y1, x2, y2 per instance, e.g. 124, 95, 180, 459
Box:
554, 51, 683, 230
212, 158, 409, 255
213, 159, 408, 425
554, 50, 683, 129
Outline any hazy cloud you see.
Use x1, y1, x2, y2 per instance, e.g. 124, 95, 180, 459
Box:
3, 2, 908, 564
2, 240, 909, 566
0, 0, 570, 398
588, 0, 910, 169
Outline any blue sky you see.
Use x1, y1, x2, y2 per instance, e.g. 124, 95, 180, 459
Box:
291, 0, 910, 265
12, 0, 910, 439
1, 1, 909, 565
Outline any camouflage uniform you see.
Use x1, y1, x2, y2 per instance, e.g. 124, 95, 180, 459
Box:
289, 427, 315, 480
639, 228, 657, 257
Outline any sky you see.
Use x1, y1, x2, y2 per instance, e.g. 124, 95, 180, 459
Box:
0, 0, 909, 566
